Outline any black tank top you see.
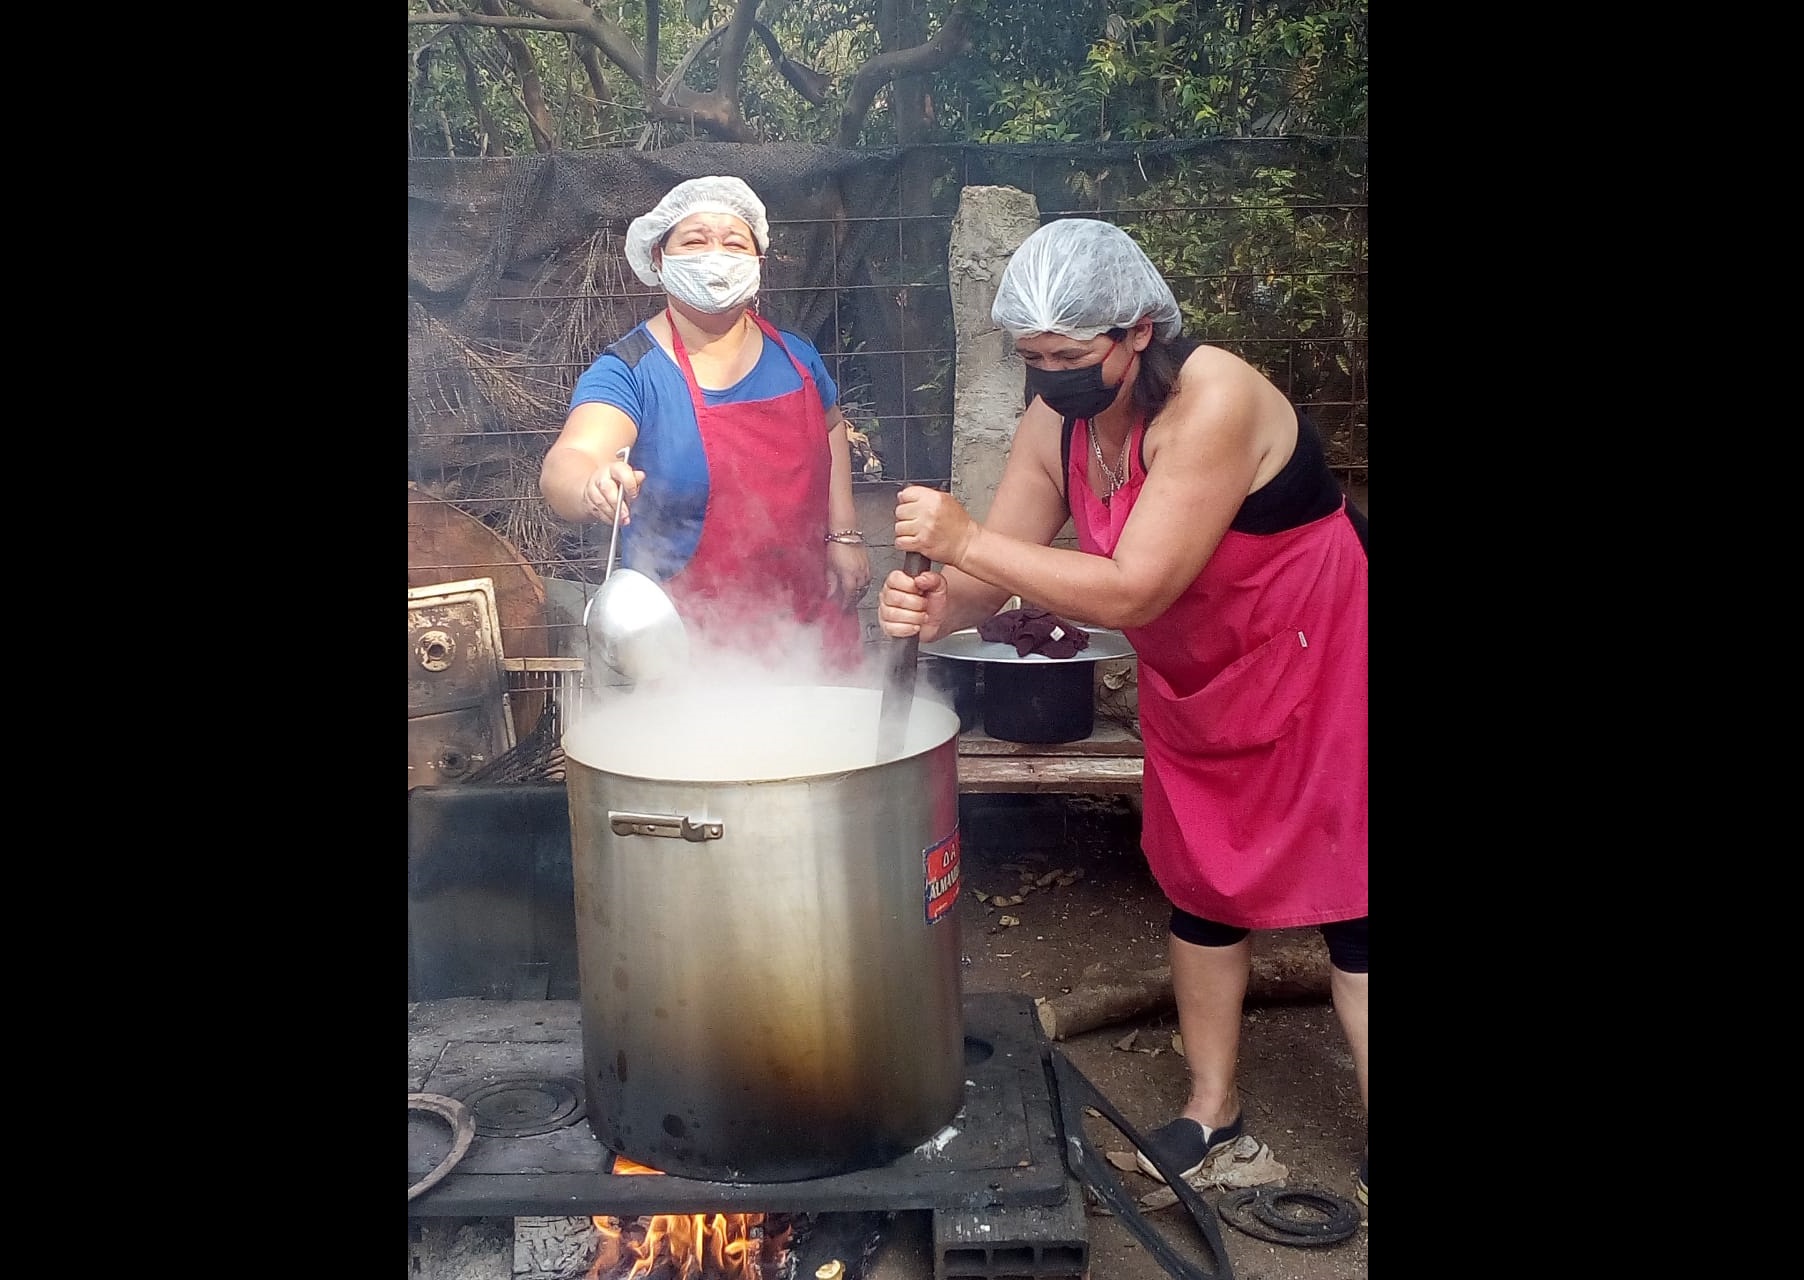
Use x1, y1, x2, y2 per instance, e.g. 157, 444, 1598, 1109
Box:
1061, 407, 1368, 554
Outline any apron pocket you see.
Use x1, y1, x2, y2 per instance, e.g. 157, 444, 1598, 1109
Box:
1142, 628, 1319, 753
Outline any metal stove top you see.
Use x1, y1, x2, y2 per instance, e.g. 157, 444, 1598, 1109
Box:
408, 991, 1067, 1218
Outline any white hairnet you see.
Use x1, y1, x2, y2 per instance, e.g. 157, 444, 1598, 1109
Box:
991, 218, 1184, 341
624, 176, 770, 286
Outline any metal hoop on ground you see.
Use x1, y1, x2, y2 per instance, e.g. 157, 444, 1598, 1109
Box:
409, 1092, 476, 1202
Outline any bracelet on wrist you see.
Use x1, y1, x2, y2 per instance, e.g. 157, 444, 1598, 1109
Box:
825, 530, 866, 545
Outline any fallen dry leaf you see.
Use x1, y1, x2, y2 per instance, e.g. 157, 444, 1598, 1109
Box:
1105, 1150, 1140, 1173
1114, 1030, 1139, 1051
998, 915, 1021, 927
1132, 1135, 1289, 1211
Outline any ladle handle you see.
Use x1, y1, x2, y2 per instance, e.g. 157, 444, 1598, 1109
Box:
603, 445, 630, 582
892, 549, 930, 683
584, 445, 634, 687
876, 550, 931, 760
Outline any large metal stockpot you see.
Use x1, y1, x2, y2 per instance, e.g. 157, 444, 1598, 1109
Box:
562, 683, 966, 1182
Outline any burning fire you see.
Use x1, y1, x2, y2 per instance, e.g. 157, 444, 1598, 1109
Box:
589, 1158, 790, 1280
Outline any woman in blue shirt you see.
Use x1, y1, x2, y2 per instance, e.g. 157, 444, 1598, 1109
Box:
540, 176, 869, 674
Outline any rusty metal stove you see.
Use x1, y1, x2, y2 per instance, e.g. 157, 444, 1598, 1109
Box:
407, 783, 1093, 1280
407, 992, 1068, 1220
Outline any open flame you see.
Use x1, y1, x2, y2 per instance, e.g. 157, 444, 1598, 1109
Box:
589, 1158, 791, 1280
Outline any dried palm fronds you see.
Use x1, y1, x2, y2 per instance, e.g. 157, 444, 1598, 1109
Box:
525, 228, 635, 375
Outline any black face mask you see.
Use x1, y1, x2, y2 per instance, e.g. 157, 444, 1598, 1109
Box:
1024, 339, 1122, 419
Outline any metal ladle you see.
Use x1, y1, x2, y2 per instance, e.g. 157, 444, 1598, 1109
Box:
582, 446, 689, 683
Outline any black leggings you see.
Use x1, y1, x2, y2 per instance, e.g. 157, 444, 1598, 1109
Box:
1170, 907, 1368, 975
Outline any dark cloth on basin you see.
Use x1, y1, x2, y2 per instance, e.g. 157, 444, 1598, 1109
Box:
977, 608, 1091, 659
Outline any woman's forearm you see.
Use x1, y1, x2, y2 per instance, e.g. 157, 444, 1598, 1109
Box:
952, 524, 1144, 630
826, 417, 859, 532
540, 444, 604, 523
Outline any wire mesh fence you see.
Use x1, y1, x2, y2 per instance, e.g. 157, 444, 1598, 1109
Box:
407, 139, 1366, 667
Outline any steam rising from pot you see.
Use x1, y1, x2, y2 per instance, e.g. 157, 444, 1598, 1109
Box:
568, 603, 959, 775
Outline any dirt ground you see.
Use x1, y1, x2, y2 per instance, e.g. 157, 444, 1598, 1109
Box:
941, 792, 1368, 1280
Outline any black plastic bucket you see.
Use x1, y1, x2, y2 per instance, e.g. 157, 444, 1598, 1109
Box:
981, 661, 1095, 743
921, 657, 980, 732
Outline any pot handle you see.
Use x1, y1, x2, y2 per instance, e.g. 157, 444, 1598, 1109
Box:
608, 811, 725, 842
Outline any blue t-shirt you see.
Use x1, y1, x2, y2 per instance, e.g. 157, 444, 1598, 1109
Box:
568, 321, 840, 581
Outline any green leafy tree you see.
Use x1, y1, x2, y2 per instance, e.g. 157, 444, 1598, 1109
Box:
927, 0, 1366, 142
408, 2, 1365, 152
408, 1, 976, 154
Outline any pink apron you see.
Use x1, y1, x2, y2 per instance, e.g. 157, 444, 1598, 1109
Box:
662, 311, 862, 674
1072, 418, 1367, 929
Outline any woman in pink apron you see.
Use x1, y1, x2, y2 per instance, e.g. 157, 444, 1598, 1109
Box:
539, 176, 866, 677
877, 218, 1369, 1207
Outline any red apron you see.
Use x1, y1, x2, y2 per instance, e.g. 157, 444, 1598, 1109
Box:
662, 311, 862, 674
1072, 418, 1367, 929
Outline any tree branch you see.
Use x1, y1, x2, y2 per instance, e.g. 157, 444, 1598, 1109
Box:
481, 0, 557, 151
715, 0, 759, 114
635, 19, 759, 145
647, 93, 751, 142
434, 0, 508, 158
633, 23, 721, 148
407, 12, 593, 35
835, 3, 971, 147
752, 18, 832, 106
512, 0, 654, 94
517, 0, 750, 139
1227, 0, 1257, 134
408, 1, 763, 145
576, 41, 617, 137
645, 1, 659, 87
657, 24, 728, 104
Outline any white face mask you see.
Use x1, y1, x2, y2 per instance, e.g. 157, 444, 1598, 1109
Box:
656, 248, 762, 313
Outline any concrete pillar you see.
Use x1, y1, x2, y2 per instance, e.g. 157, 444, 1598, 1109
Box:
946, 187, 1041, 526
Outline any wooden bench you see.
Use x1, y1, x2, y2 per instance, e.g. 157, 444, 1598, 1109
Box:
955, 721, 1144, 796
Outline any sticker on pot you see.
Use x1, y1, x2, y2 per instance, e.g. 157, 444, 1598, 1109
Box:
924, 830, 962, 924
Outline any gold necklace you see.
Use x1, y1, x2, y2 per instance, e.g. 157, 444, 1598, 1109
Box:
1090, 423, 1131, 501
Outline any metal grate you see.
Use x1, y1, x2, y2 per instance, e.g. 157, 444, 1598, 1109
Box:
461, 658, 596, 783
501, 655, 589, 706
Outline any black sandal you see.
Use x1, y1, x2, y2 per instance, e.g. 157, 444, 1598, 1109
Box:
1133, 1114, 1246, 1183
